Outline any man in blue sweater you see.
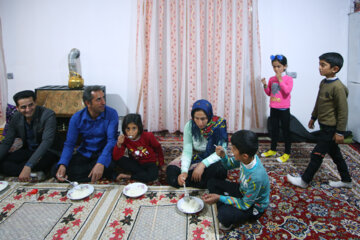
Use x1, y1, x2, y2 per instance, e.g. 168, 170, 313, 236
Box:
202, 130, 270, 230
54, 86, 118, 183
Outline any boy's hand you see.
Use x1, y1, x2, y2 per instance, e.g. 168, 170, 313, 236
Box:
117, 135, 125, 147
215, 145, 225, 158
334, 133, 344, 144
178, 172, 188, 186
308, 119, 315, 129
202, 193, 220, 204
192, 162, 206, 182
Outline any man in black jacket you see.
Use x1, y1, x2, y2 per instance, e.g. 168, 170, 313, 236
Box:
0, 90, 58, 181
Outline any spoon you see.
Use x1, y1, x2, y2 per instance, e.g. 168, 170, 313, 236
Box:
183, 181, 190, 202
57, 175, 78, 188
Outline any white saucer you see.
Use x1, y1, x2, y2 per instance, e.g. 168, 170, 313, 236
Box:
0, 181, 9, 192
67, 184, 94, 200
123, 182, 148, 198
177, 196, 204, 214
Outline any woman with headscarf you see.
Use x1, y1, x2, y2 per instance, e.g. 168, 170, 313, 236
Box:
166, 99, 228, 189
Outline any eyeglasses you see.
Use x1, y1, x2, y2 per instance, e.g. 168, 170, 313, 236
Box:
270, 55, 283, 61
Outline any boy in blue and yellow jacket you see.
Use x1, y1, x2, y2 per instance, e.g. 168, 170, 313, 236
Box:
202, 130, 270, 230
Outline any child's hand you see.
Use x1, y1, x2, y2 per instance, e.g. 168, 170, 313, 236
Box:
116, 173, 131, 181
160, 165, 167, 172
261, 78, 267, 88
201, 193, 220, 204
215, 145, 225, 158
276, 71, 282, 83
178, 172, 188, 186
117, 135, 125, 147
333, 133, 344, 144
308, 119, 315, 129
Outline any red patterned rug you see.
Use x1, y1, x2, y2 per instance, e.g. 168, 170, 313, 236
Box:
223, 142, 360, 240
156, 139, 360, 239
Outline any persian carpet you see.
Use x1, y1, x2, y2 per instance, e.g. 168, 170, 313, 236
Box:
0, 183, 219, 240
155, 138, 360, 239
223, 142, 360, 240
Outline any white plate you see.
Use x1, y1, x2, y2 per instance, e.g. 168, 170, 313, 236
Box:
123, 182, 148, 198
177, 196, 204, 214
67, 184, 94, 200
0, 181, 9, 192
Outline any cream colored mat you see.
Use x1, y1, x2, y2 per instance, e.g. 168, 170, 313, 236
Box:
0, 183, 219, 240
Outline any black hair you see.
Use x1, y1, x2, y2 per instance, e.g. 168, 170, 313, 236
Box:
230, 130, 258, 157
13, 90, 36, 106
191, 109, 210, 120
271, 54, 287, 66
122, 113, 144, 136
319, 52, 343, 72
83, 85, 104, 103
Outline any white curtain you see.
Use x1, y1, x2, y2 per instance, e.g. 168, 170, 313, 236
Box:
135, 0, 266, 133
0, 18, 8, 127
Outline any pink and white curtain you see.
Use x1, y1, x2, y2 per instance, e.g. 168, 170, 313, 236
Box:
135, 0, 266, 133
0, 18, 8, 127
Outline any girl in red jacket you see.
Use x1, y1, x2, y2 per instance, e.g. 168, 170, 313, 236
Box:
113, 114, 165, 183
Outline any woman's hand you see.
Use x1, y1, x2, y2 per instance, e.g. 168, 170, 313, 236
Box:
117, 135, 125, 147
192, 162, 206, 182
178, 172, 188, 186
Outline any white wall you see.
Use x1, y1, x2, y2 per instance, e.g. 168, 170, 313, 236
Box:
0, 0, 353, 131
0, 0, 135, 117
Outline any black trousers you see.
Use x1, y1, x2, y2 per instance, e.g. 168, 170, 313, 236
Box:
0, 148, 58, 176
116, 156, 158, 183
270, 108, 291, 154
51, 152, 115, 182
301, 124, 351, 183
207, 178, 264, 227
166, 161, 227, 189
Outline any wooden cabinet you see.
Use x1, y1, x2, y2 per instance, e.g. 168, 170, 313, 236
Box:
35, 85, 106, 149
36, 86, 85, 118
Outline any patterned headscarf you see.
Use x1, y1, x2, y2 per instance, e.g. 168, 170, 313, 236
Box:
190, 99, 228, 164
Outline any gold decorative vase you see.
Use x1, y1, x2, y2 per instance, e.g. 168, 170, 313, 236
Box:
68, 71, 84, 88
68, 48, 84, 89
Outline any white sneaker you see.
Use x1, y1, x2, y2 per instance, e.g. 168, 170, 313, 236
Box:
287, 174, 308, 188
219, 222, 233, 231
329, 180, 352, 188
